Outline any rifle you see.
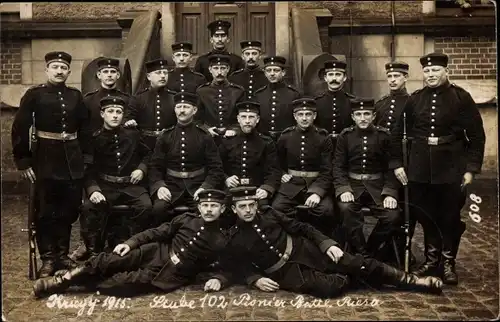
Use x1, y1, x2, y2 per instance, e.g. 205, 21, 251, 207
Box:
21, 114, 38, 280
402, 112, 411, 273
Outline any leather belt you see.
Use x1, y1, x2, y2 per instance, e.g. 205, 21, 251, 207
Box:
36, 130, 77, 141
264, 234, 293, 274
330, 133, 339, 138
166, 168, 205, 179
288, 169, 320, 178
99, 174, 131, 183
169, 249, 181, 266
348, 172, 382, 180
142, 130, 164, 137
416, 135, 456, 146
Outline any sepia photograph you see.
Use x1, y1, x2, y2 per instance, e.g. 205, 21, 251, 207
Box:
1, 1, 498, 321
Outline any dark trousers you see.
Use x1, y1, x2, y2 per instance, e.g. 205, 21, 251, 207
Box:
36, 179, 82, 261
151, 190, 198, 227
339, 191, 400, 257
80, 192, 152, 254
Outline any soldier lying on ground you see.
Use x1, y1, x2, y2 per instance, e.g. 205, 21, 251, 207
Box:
32, 189, 230, 298
220, 186, 443, 298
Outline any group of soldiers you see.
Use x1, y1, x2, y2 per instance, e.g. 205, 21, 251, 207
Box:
11, 19, 485, 299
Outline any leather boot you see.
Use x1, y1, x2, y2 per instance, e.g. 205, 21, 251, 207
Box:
377, 261, 443, 294
36, 232, 56, 278
33, 265, 93, 298
56, 225, 78, 270
442, 220, 465, 285
413, 240, 441, 277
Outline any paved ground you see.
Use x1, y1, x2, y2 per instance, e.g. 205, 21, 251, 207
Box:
2, 179, 499, 321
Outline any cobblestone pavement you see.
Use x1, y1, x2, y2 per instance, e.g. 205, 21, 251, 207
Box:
2, 180, 499, 321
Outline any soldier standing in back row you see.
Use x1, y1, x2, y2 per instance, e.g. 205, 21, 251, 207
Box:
124, 59, 176, 151
390, 52, 485, 285
11, 51, 90, 277
254, 56, 300, 141
166, 42, 206, 94
194, 20, 245, 82
228, 41, 268, 100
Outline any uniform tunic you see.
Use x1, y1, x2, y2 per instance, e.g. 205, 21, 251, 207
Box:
228, 66, 268, 100
166, 67, 206, 94
194, 49, 245, 82
374, 89, 409, 131
314, 89, 355, 136
83, 87, 131, 132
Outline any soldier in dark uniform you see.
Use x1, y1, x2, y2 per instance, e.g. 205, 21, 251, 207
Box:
272, 98, 335, 234
218, 101, 281, 210
78, 96, 152, 258
83, 57, 131, 132
333, 98, 400, 258
166, 42, 206, 94
228, 41, 268, 100
11, 51, 90, 277
32, 189, 230, 298
390, 53, 486, 284
194, 20, 245, 82
254, 56, 301, 141
314, 59, 356, 141
196, 54, 245, 139
124, 59, 176, 151
220, 186, 442, 298
149, 92, 225, 226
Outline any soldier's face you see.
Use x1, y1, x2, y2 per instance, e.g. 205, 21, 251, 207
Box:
172, 51, 192, 68
242, 49, 261, 67
264, 66, 285, 83
147, 69, 169, 88
210, 32, 229, 49
97, 68, 120, 87
198, 202, 225, 222
386, 72, 407, 91
294, 110, 316, 129
423, 65, 449, 88
209, 64, 230, 81
324, 70, 346, 90
232, 199, 258, 222
175, 103, 197, 123
100, 107, 124, 129
352, 110, 375, 129
45, 62, 71, 84
237, 111, 260, 133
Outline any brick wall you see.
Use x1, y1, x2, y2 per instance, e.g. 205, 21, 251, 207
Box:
435, 36, 496, 80
1, 38, 23, 85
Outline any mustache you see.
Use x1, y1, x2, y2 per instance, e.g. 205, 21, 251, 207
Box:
329, 80, 340, 85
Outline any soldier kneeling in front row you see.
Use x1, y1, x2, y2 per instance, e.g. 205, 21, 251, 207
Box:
33, 189, 230, 298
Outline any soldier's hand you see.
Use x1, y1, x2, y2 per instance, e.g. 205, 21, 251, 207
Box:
203, 278, 222, 292
255, 188, 269, 200
22, 167, 36, 183
281, 174, 293, 183
383, 196, 398, 209
254, 277, 280, 292
157, 187, 172, 202
326, 245, 344, 263
340, 192, 355, 203
124, 119, 137, 128
305, 193, 321, 208
461, 172, 474, 190
208, 127, 220, 137
113, 243, 131, 257
225, 175, 240, 188
130, 169, 144, 184
224, 130, 237, 137
394, 167, 408, 186
89, 191, 106, 204
193, 187, 205, 201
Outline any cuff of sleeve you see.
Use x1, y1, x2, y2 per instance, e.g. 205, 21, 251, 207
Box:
16, 158, 32, 171
307, 186, 325, 198
246, 274, 263, 287
389, 160, 403, 170
335, 185, 353, 198
210, 274, 230, 289
124, 240, 138, 250
319, 239, 338, 253
200, 182, 214, 190
137, 163, 148, 175
86, 185, 101, 197
381, 187, 398, 199
259, 184, 276, 196
466, 164, 481, 174
150, 181, 167, 196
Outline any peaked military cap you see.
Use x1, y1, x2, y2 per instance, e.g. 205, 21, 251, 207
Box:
350, 97, 375, 111
263, 56, 287, 68
45, 51, 72, 66
385, 61, 409, 74
292, 97, 317, 113
420, 52, 449, 68
145, 59, 169, 73
236, 101, 260, 114
240, 40, 262, 51
172, 42, 193, 53
198, 189, 227, 204
208, 54, 231, 66
208, 20, 231, 35
173, 92, 198, 106
100, 96, 126, 110
97, 57, 120, 71
230, 186, 258, 202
